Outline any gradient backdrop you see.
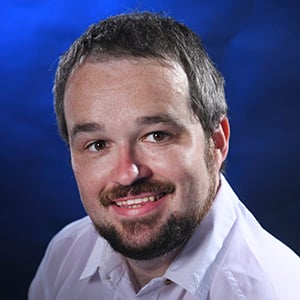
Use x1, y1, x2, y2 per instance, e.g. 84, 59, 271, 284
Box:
2, 0, 300, 299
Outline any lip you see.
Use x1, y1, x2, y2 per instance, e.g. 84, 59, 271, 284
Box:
109, 193, 168, 218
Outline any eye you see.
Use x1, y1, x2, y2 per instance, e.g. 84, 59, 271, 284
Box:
143, 131, 171, 143
86, 140, 107, 152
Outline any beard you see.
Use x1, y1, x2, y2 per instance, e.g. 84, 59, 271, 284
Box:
93, 140, 218, 260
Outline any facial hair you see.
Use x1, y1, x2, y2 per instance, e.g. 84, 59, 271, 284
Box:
94, 141, 218, 260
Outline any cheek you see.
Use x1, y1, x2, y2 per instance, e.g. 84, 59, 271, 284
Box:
158, 147, 211, 196
71, 158, 104, 200
72, 165, 106, 220
156, 147, 207, 179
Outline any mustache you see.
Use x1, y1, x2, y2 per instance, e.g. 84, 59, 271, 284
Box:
99, 179, 176, 207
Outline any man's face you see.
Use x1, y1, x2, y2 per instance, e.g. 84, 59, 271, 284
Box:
64, 57, 225, 260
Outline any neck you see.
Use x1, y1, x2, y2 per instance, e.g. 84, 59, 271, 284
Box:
126, 247, 181, 291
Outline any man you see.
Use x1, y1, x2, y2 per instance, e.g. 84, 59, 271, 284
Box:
29, 12, 300, 299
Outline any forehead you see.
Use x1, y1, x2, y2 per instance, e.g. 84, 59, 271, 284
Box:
66, 57, 188, 93
64, 57, 195, 126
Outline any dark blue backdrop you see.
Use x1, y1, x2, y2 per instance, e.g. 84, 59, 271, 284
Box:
1, 1, 300, 299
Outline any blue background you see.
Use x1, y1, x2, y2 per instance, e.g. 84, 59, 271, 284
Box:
1, 1, 300, 299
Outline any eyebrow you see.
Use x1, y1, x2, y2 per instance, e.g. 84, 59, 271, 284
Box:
136, 114, 185, 129
70, 122, 105, 141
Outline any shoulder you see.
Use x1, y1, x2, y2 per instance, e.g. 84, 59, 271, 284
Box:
44, 216, 99, 265
29, 216, 104, 299
208, 177, 300, 299
210, 205, 300, 299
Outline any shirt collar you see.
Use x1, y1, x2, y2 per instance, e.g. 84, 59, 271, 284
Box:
80, 235, 128, 286
79, 236, 106, 280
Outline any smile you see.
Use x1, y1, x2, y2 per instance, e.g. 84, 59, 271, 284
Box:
115, 193, 165, 208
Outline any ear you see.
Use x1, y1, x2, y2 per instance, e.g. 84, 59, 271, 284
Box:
211, 117, 230, 170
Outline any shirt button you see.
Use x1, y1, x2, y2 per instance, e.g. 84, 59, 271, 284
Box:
106, 275, 111, 280
164, 279, 173, 285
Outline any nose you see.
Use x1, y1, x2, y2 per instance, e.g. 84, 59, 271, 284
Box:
111, 145, 152, 186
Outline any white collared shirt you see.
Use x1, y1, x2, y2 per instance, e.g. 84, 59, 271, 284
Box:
29, 176, 300, 299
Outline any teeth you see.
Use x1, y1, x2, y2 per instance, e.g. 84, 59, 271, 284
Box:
116, 194, 161, 208
149, 196, 155, 202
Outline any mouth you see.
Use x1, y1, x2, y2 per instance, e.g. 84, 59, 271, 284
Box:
114, 193, 166, 209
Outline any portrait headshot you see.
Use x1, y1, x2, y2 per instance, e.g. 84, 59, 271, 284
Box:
1, 1, 300, 299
